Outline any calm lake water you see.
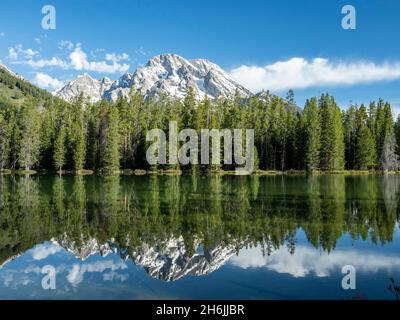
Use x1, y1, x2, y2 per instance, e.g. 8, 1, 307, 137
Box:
0, 174, 399, 300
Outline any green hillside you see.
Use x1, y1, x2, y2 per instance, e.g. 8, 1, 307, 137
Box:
0, 66, 54, 108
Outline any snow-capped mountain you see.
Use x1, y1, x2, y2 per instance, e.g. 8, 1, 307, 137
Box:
55, 54, 252, 103
0, 60, 24, 80
47, 235, 240, 281
54, 73, 113, 103
130, 236, 238, 281
0, 233, 244, 281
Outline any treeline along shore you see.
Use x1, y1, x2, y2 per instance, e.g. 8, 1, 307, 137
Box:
1, 67, 400, 175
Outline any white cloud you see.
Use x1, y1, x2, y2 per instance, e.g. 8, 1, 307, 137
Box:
34, 38, 41, 45
134, 46, 149, 56
229, 57, 400, 92
67, 260, 127, 286
25, 48, 39, 56
8, 45, 39, 61
69, 46, 130, 73
103, 271, 129, 282
34, 72, 64, 90
10, 44, 130, 74
21, 57, 69, 69
230, 244, 400, 278
8, 48, 18, 60
105, 52, 130, 63
58, 40, 74, 51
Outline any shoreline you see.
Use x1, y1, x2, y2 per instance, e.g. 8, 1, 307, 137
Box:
1, 169, 400, 177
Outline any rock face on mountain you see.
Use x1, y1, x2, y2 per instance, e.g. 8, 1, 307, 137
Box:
54, 54, 252, 103
53, 236, 238, 281
130, 236, 238, 281
54, 73, 113, 103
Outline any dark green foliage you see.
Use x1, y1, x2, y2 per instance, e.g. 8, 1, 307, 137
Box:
0, 66, 398, 173
303, 98, 320, 170
355, 105, 376, 170
0, 174, 398, 265
319, 94, 345, 170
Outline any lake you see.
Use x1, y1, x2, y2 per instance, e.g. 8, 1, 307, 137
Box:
0, 174, 399, 300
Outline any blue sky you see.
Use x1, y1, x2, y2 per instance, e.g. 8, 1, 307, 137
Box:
1, 0, 400, 115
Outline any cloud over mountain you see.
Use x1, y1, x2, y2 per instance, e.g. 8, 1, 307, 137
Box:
229, 57, 400, 92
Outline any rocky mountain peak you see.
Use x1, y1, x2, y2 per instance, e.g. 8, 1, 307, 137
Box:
55, 53, 253, 103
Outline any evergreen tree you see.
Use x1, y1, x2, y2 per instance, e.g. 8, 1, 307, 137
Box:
343, 105, 357, 169
102, 103, 121, 173
53, 126, 66, 172
303, 98, 321, 170
0, 112, 12, 170
377, 102, 395, 169
375, 98, 386, 161
395, 116, 400, 157
17, 101, 41, 170
355, 105, 376, 169
70, 99, 86, 171
319, 94, 344, 170
286, 89, 295, 107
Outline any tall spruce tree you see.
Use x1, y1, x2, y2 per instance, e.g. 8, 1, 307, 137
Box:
69, 98, 87, 172
102, 103, 121, 173
355, 105, 376, 169
17, 101, 41, 171
377, 102, 395, 169
0, 112, 12, 170
303, 98, 321, 170
53, 126, 66, 172
395, 115, 400, 156
344, 105, 357, 169
319, 94, 345, 170
375, 98, 386, 161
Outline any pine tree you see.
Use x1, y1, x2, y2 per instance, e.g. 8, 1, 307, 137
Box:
17, 101, 41, 171
395, 116, 400, 157
343, 105, 357, 169
70, 99, 86, 172
0, 112, 12, 170
102, 103, 120, 173
117, 97, 133, 169
355, 105, 376, 169
332, 102, 345, 170
181, 86, 196, 128
285, 105, 298, 170
39, 108, 56, 169
375, 98, 385, 161
53, 126, 66, 172
377, 102, 395, 169
319, 94, 344, 170
73, 129, 86, 172
86, 103, 100, 170
286, 89, 295, 107
303, 98, 321, 171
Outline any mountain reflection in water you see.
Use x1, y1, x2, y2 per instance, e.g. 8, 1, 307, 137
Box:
0, 174, 399, 299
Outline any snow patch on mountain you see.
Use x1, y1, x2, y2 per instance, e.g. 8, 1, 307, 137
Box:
55, 54, 253, 103
53, 73, 113, 103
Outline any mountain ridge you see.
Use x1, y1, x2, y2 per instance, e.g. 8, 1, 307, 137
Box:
54, 53, 253, 103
